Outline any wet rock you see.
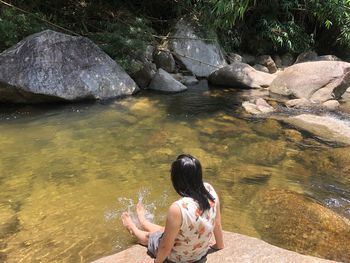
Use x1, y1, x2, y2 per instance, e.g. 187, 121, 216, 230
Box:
181, 75, 198, 86
209, 63, 276, 89
153, 48, 176, 73
168, 18, 227, 77
242, 102, 261, 115
286, 98, 312, 108
256, 55, 278, 73
0, 30, 139, 103
148, 68, 187, 93
282, 114, 350, 145
252, 119, 283, 139
239, 140, 287, 165
281, 53, 295, 67
270, 61, 350, 103
299, 147, 350, 185
252, 188, 350, 262
242, 99, 274, 115
253, 64, 269, 73
295, 51, 318, 64
255, 98, 275, 113
131, 62, 156, 88
284, 129, 303, 142
322, 100, 340, 110
227, 53, 243, 64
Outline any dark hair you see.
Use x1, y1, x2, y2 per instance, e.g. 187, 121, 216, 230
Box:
171, 154, 215, 211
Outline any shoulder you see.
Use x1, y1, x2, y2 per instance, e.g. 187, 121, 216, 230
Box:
204, 182, 218, 197
166, 202, 182, 227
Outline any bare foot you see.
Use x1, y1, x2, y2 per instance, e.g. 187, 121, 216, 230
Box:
136, 201, 147, 227
121, 212, 135, 234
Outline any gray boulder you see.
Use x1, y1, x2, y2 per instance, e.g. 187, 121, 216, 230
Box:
241, 54, 256, 65
168, 18, 227, 77
0, 30, 139, 103
208, 63, 276, 89
153, 48, 176, 73
148, 68, 187, 93
316, 55, 341, 62
131, 62, 156, 88
253, 64, 269, 73
269, 61, 350, 103
281, 53, 295, 67
256, 55, 277, 73
295, 51, 318, 64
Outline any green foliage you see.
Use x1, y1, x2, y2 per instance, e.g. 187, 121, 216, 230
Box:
0, 8, 46, 51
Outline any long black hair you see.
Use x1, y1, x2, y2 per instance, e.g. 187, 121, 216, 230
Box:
171, 154, 215, 211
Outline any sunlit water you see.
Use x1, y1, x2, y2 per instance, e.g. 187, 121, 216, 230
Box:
0, 81, 349, 262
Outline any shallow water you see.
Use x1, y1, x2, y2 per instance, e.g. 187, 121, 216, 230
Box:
0, 81, 349, 262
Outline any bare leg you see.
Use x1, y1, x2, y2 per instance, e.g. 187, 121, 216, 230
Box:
136, 202, 164, 233
121, 212, 149, 246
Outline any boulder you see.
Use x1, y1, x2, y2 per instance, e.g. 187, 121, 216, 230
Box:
295, 51, 318, 64
209, 63, 276, 89
256, 55, 278, 73
93, 231, 336, 263
131, 62, 156, 88
281, 53, 295, 67
322, 100, 340, 110
168, 18, 227, 77
242, 54, 256, 65
316, 55, 341, 62
282, 114, 350, 145
273, 54, 283, 68
182, 75, 199, 86
285, 98, 312, 108
269, 61, 350, 103
227, 53, 243, 64
252, 189, 350, 262
148, 68, 187, 93
153, 48, 176, 73
0, 30, 139, 103
253, 64, 269, 73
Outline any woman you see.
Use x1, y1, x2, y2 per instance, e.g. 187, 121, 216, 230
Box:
121, 154, 224, 263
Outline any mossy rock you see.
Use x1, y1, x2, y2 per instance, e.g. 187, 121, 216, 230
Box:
251, 189, 350, 262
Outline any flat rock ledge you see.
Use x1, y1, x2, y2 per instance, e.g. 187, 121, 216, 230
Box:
92, 231, 336, 263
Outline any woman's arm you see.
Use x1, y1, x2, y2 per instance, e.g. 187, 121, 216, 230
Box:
211, 197, 224, 250
154, 203, 182, 263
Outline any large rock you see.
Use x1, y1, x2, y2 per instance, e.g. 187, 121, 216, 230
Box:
153, 48, 176, 73
252, 189, 350, 262
0, 30, 139, 103
168, 19, 227, 77
295, 51, 318, 64
148, 68, 187, 93
131, 61, 156, 88
269, 61, 350, 103
208, 63, 276, 89
281, 114, 350, 145
256, 55, 278, 73
93, 231, 336, 263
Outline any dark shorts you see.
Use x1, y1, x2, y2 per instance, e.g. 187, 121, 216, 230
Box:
147, 231, 207, 263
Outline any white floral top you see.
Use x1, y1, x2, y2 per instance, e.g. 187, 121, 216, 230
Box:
168, 183, 218, 263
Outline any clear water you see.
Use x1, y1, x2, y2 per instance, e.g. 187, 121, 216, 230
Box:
0, 81, 349, 262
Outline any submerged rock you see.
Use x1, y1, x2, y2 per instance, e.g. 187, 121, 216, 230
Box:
270, 61, 350, 103
282, 114, 350, 145
168, 18, 227, 77
0, 30, 139, 103
209, 63, 276, 89
242, 98, 275, 115
252, 189, 350, 262
148, 68, 187, 93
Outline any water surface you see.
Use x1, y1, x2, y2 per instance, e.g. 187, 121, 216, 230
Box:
0, 81, 349, 262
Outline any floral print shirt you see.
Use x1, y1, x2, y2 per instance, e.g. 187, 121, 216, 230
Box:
168, 183, 218, 263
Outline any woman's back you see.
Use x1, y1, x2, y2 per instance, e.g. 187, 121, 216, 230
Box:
168, 183, 218, 262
